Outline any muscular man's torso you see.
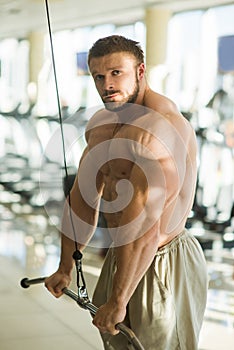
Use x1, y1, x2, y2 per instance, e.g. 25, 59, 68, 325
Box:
85, 92, 197, 247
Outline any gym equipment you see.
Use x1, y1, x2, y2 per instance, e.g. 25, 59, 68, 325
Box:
20, 276, 145, 350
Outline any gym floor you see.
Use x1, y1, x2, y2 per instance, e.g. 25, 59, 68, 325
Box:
0, 200, 233, 350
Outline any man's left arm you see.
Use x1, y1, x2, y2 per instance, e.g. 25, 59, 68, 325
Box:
92, 160, 164, 334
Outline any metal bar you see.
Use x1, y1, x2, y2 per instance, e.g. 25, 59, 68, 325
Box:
20, 277, 145, 350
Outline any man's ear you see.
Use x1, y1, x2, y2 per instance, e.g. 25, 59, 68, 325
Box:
138, 63, 145, 80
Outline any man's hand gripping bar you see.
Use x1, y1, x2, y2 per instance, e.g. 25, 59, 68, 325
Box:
20, 276, 145, 350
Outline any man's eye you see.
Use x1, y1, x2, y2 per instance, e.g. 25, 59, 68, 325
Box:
112, 70, 120, 76
95, 75, 104, 81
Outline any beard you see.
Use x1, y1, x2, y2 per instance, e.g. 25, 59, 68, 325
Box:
103, 76, 140, 112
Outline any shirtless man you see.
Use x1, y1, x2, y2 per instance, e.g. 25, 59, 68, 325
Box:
45, 35, 208, 349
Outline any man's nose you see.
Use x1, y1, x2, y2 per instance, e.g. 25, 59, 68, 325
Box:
104, 76, 114, 90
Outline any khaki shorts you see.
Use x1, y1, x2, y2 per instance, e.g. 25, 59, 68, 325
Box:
92, 230, 208, 350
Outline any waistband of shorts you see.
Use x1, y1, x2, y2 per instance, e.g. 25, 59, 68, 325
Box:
156, 229, 191, 255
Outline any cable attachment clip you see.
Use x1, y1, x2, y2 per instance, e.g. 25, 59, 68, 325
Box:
72, 250, 90, 307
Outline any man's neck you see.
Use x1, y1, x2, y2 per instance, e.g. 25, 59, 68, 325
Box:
135, 79, 150, 106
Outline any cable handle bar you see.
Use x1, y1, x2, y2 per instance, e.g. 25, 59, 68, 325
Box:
20, 277, 145, 350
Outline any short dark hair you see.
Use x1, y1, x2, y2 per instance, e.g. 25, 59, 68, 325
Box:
88, 35, 144, 66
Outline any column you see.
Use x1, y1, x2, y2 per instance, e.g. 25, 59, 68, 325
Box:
145, 7, 172, 92
27, 31, 45, 104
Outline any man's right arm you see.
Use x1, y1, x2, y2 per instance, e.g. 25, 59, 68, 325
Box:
45, 146, 104, 297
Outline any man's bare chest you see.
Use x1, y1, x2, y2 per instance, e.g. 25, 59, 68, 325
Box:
87, 123, 136, 180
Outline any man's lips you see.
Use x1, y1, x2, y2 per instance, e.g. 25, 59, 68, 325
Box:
103, 93, 120, 101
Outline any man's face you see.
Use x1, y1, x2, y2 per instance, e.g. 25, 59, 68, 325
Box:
89, 52, 143, 111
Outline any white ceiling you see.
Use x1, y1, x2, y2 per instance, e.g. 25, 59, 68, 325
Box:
0, 0, 233, 39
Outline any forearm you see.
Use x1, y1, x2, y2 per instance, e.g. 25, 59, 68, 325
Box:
58, 234, 76, 274
111, 224, 160, 307
44, 198, 97, 297
58, 194, 99, 274
108, 164, 161, 306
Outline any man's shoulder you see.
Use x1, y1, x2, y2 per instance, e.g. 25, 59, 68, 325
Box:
143, 89, 194, 135
85, 108, 119, 145
144, 90, 180, 116
86, 108, 117, 131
